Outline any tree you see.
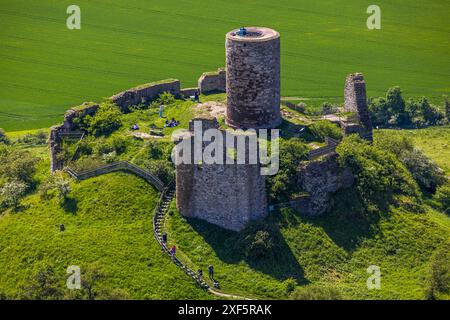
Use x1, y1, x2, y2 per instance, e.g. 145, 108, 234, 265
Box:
79, 101, 122, 136
0, 128, 9, 145
426, 243, 450, 300
0, 180, 28, 210
0, 148, 39, 185
368, 97, 390, 127
39, 172, 72, 204
445, 96, 450, 122
434, 184, 450, 214
19, 265, 64, 300
386, 86, 408, 125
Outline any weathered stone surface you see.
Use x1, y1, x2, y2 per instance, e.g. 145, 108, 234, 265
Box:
110, 79, 181, 111
181, 87, 199, 98
198, 68, 226, 94
175, 118, 267, 231
343, 73, 373, 141
294, 153, 354, 216
225, 27, 281, 129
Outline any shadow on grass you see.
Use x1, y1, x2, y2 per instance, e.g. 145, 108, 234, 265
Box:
185, 216, 308, 285
63, 197, 78, 214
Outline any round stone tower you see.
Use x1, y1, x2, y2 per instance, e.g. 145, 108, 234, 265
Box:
225, 27, 281, 129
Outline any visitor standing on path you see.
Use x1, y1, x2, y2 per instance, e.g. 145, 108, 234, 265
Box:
208, 264, 214, 280
159, 104, 164, 118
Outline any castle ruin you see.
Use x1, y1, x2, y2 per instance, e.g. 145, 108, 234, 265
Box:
175, 27, 282, 231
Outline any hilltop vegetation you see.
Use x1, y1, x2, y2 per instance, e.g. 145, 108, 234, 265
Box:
1, 0, 449, 130
1, 93, 449, 300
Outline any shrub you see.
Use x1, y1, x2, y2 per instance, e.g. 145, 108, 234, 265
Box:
308, 120, 343, 142
368, 97, 390, 127
374, 133, 445, 192
434, 184, 450, 214
39, 172, 72, 204
102, 151, 117, 163
445, 96, 450, 122
237, 223, 281, 261
82, 102, 122, 136
426, 243, 450, 300
19, 265, 64, 300
266, 138, 309, 203
289, 285, 342, 300
321, 102, 338, 115
18, 131, 47, 145
0, 147, 39, 185
0, 128, 9, 145
0, 180, 28, 210
143, 159, 174, 184
336, 135, 420, 214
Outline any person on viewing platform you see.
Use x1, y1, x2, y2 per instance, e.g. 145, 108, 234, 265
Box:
208, 264, 214, 280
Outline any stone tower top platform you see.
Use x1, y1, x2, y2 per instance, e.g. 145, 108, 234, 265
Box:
226, 27, 279, 42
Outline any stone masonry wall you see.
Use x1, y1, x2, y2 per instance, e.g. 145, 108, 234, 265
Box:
198, 68, 226, 94
175, 119, 267, 231
294, 153, 354, 216
343, 73, 373, 141
110, 79, 181, 112
225, 27, 281, 129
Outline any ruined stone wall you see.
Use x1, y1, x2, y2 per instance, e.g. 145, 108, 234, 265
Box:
175, 119, 268, 231
343, 73, 373, 141
294, 153, 354, 216
225, 27, 281, 129
48, 102, 98, 172
198, 68, 226, 94
110, 79, 181, 112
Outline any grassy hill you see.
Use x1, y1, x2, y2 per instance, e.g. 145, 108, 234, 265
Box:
1, 0, 449, 130
0, 171, 210, 299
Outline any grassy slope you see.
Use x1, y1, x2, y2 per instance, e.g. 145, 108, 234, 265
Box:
1, 0, 449, 130
378, 126, 450, 176
166, 200, 450, 300
0, 172, 210, 299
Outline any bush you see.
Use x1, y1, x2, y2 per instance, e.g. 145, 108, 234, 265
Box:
0, 180, 28, 210
143, 159, 174, 184
0, 147, 39, 185
237, 222, 281, 261
0, 128, 9, 145
289, 285, 342, 300
336, 135, 420, 214
426, 243, 450, 300
374, 133, 445, 192
266, 138, 309, 203
39, 172, 72, 204
321, 102, 338, 115
308, 120, 343, 142
80, 102, 122, 136
18, 131, 47, 145
19, 265, 63, 300
434, 184, 450, 214
102, 151, 117, 163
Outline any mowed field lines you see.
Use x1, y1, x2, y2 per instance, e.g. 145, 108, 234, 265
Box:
0, 0, 449, 131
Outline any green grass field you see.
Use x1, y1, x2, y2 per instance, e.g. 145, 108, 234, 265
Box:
1, 0, 449, 131
0, 172, 211, 299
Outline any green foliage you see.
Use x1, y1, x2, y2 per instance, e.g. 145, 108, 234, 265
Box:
445, 96, 450, 121
77, 102, 122, 136
143, 159, 174, 184
369, 87, 445, 127
289, 285, 342, 300
308, 120, 343, 142
0, 128, 9, 145
0, 173, 211, 299
426, 242, 450, 300
39, 172, 72, 204
266, 138, 309, 203
0, 146, 39, 185
434, 184, 450, 214
374, 132, 446, 192
336, 135, 420, 215
242, 230, 276, 261
17, 131, 47, 145
19, 265, 64, 300
321, 102, 338, 115
0, 180, 28, 210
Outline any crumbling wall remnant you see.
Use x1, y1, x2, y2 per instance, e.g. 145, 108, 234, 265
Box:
110, 79, 181, 112
198, 68, 226, 94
